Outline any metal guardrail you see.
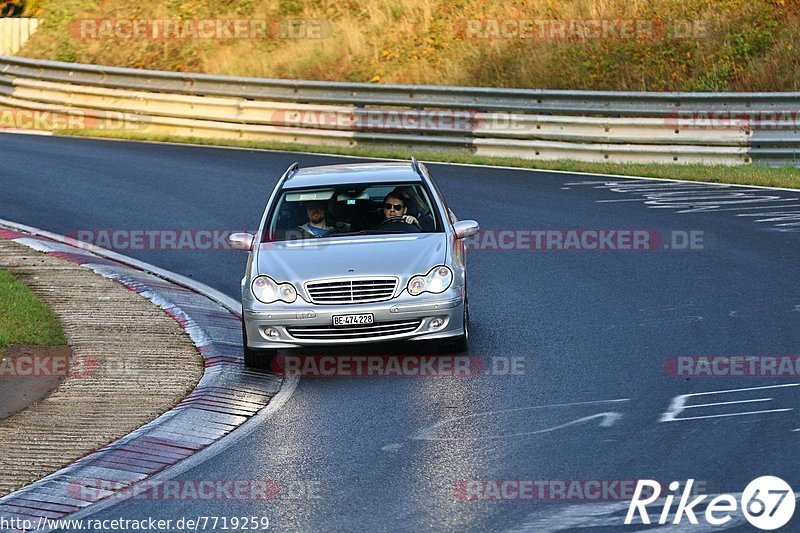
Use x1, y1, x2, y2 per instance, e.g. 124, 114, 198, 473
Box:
2, 55, 800, 115
1, 54, 799, 165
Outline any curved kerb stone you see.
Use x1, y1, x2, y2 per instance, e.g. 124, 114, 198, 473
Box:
0, 226, 283, 531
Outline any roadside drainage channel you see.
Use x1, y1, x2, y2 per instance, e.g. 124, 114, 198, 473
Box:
0, 224, 282, 531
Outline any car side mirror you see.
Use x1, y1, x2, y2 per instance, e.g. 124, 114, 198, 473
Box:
228, 232, 255, 251
453, 220, 479, 239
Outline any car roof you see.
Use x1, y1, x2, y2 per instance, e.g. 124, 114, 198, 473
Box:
281, 162, 423, 190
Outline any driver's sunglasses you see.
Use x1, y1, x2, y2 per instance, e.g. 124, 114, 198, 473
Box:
384, 203, 404, 211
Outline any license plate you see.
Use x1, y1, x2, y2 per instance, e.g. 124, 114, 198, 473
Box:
332, 313, 374, 326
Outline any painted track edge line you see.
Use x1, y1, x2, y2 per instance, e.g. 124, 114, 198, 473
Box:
0, 129, 53, 136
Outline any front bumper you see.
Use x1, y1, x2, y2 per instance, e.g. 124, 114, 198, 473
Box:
243, 293, 464, 349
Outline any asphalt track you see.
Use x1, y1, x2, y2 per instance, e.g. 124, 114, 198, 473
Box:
2, 133, 800, 532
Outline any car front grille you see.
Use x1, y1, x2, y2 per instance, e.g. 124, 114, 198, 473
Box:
305, 278, 398, 304
286, 320, 421, 340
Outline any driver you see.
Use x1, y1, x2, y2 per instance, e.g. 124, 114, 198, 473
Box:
380, 193, 419, 227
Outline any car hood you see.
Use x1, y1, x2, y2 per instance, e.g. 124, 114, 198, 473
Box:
256, 233, 447, 284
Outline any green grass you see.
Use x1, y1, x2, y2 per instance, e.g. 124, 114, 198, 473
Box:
59, 128, 800, 190
0, 269, 67, 359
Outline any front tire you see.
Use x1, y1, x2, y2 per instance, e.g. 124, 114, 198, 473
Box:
242, 322, 277, 371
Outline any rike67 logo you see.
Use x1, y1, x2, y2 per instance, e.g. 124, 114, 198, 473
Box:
626, 477, 795, 530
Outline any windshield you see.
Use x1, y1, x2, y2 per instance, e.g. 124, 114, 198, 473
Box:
263, 182, 443, 242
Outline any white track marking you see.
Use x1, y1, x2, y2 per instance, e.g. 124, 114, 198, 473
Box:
681, 383, 798, 394
662, 409, 793, 422
708, 202, 800, 212
414, 399, 629, 441
566, 179, 800, 227
660, 384, 799, 423
684, 398, 773, 409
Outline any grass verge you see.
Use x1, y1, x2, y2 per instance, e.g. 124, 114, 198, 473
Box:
0, 269, 68, 360
59, 129, 800, 190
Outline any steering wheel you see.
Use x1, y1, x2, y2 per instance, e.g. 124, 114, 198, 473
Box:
376, 216, 421, 233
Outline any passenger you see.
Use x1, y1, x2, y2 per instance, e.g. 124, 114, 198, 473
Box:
298, 201, 335, 237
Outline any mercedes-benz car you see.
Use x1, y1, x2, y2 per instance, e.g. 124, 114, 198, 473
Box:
228, 158, 479, 369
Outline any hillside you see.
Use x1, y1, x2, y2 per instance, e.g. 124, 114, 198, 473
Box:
14, 0, 800, 91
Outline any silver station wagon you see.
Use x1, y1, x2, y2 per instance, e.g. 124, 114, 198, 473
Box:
229, 158, 479, 369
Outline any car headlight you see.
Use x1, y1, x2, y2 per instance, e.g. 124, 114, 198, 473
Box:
407, 266, 453, 296
252, 275, 297, 304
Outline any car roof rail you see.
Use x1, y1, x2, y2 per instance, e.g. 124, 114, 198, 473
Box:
411, 156, 422, 176
284, 162, 300, 180
276, 162, 300, 190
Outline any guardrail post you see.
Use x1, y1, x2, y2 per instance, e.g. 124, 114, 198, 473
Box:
0, 18, 38, 56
